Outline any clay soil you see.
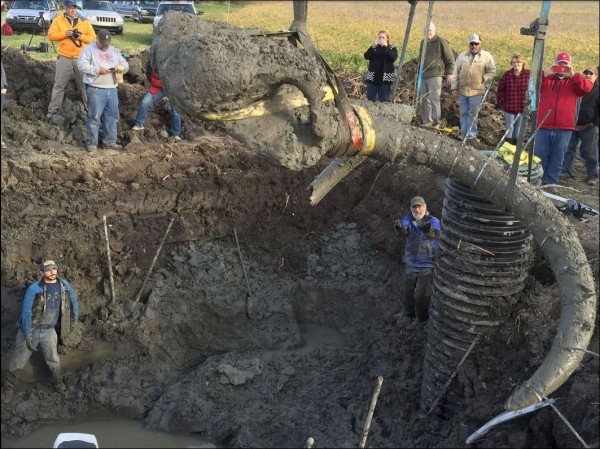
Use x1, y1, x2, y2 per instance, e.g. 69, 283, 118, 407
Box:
1, 47, 598, 448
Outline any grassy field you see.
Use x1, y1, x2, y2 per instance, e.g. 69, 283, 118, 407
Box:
223, 1, 599, 76
0, 1, 243, 61
2, 1, 599, 76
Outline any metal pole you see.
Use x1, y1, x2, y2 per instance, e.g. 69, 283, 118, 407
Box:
414, 0, 434, 108
133, 217, 175, 304
359, 376, 384, 448
102, 215, 116, 304
390, 0, 418, 101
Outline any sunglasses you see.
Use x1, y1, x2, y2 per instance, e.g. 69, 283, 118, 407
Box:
583, 71, 594, 75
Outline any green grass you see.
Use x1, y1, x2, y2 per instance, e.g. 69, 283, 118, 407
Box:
0, 1, 244, 60
2, 1, 599, 76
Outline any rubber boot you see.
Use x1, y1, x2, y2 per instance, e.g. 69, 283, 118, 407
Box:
51, 370, 67, 394
2, 369, 22, 403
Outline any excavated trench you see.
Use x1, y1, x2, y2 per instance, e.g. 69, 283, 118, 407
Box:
1, 18, 599, 449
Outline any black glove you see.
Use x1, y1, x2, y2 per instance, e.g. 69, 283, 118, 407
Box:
26, 335, 37, 352
419, 216, 432, 233
395, 219, 407, 235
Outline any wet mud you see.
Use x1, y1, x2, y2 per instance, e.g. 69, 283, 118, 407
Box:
1, 22, 599, 449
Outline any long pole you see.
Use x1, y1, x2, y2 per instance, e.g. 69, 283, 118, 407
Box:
390, 0, 418, 101
414, 0, 434, 108
359, 376, 384, 448
426, 335, 480, 415
102, 215, 116, 304
234, 228, 253, 298
133, 217, 175, 304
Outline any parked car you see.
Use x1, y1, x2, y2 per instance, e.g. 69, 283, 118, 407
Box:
5, 0, 58, 33
80, 0, 124, 34
132, 0, 159, 23
153, 0, 202, 29
113, 0, 135, 18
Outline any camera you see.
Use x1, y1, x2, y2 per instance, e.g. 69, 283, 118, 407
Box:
72, 29, 82, 39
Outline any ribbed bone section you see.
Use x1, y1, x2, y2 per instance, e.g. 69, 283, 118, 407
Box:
421, 178, 533, 411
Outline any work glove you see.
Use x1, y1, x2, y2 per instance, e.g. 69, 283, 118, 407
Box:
418, 216, 432, 233
26, 335, 37, 352
394, 219, 407, 236
115, 64, 126, 73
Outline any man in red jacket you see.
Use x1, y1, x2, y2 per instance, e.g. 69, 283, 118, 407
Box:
533, 52, 592, 187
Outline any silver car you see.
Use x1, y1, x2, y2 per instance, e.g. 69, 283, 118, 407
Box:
80, 0, 124, 34
5, 0, 58, 33
153, 1, 202, 29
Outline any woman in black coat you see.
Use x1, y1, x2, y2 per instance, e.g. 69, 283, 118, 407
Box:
364, 30, 398, 102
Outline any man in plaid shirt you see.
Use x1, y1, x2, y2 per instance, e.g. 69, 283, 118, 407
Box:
496, 54, 530, 145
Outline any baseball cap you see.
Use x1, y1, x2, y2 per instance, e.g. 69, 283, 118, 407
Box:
40, 259, 58, 271
410, 196, 426, 207
64, 0, 79, 8
555, 52, 572, 66
468, 33, 481, 44
96, 29, 112, 45
583, 66, 598, 75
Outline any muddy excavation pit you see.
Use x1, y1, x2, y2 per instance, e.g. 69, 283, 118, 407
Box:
1, 20, 599, 448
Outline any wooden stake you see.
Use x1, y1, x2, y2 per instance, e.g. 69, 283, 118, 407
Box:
133, 217, 175, 304
359, 376, 384, 448
102, 215, 116, 304
234, 228, 253, 298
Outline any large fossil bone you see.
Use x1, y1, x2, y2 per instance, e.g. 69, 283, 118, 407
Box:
152, 15, 596, 411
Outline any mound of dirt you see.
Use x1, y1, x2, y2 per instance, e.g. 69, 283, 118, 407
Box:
1, 44, 598, 449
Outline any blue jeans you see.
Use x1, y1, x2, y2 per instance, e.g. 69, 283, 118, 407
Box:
366, 83, 391, 102
9, 328, 61, 377
1, 92, 4, 140
459, 94, 483, 138
134, 90, 182, 137
503, 111, 523, 141
534, 128, 572, 185
562, 125, 599, 180
86, 85, 120, 147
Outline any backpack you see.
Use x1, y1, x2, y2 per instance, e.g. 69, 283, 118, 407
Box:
2, 23, 14, 36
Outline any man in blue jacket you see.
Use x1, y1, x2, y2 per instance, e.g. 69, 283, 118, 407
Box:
3, 259, 80, 398
395, 196, 441, 322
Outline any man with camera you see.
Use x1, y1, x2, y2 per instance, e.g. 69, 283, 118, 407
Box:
395, 196, 441, 323
47, 0, 96, 119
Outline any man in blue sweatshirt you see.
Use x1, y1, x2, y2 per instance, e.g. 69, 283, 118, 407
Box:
395, 196, 441, 322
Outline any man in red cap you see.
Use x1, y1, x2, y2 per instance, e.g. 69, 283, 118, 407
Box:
534, 52, 593, 189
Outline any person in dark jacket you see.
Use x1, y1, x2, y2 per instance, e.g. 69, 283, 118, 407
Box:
395, 196, 441, 322
417, 22, 455, 128
496, 53, 531, 145
561, 66, 598, 185
534, 52, 592, 187
3, 259, 80, 399
132, 59, 182, 141
364, 30, 398, 102
1, 60, 7, 149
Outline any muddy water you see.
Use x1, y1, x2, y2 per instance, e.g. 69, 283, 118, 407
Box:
2, 323, 343, 448
1, 418, 218, 448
